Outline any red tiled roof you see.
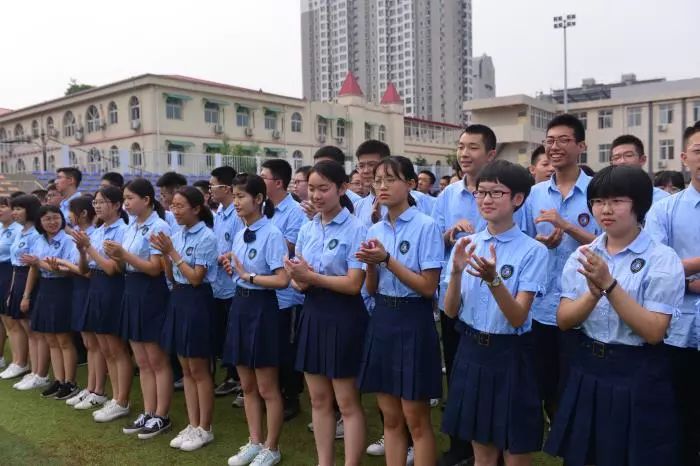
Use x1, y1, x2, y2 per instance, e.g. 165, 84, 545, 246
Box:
381, 82, 402, 104
338, 72, 364, 97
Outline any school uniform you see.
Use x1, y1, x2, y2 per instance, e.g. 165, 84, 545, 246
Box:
223, 217, 287, 368
119, 212, 171, 343
164, 210, 180, 233
345, 189, 362, 204
6, 226, 41, 320
82, 219, 128, 336
410, 189, 436, 216
523, 172, 600, 412
357, 206, 444, 400
295, 208, 368, 378
59, 192, 82, 228
545, 230, 684, 466
70, 226, 94, 332
30, 231, 77, 334
652, 186, 670, 203
441, 225, 547, 453
0, 222, 22, 315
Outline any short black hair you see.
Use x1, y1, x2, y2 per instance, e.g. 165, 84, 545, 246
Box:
611, 134, 644, 156
31, 189, 47, 203
295, 165, 312, 180
101, 172, 124, 188
441, 175, 452, 183
587, 165, 652, 223
530, 145, 546, 166
579, 164, 596, 177
547, 113, 585, 143
313, 146, 345, 164
156, 171, 187, 188
418, 170, 436, 185
193, 180, 210, 192
356, 140, 391, 160
210, 166, 237, 185
261, 158, 293, 190
35, 205, 66, 237
462, 124, 497, 152
10, 191, 25, 199
653, 170, 685, 191
10, 194, 42, 223
475, 160, 532, 211
56, 167, 82, 187
683, 121, 700, 147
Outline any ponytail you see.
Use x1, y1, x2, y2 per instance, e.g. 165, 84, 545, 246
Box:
407, 193, 417, 207
153, 199, 166, 220
263, 201, 275, 219
124, 178, 165, 220
340, 194, 355, 213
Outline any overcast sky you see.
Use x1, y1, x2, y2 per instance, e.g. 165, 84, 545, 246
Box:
1, 0, 697, 111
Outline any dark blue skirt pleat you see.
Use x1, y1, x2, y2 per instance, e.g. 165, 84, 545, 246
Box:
0, 261, 13, 315
6, 266, 36, 320
120, 273, 169, 343
83, 271, 125, 336
71, 276, 90, 332
31, 277, 73, 333
160, 283, 214, 358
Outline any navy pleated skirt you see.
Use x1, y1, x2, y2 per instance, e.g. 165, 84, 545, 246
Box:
6, 266, 36, 320
358, 295, 442, 401
295, 288, 368, 379
0, 261, 13, 315
544, 333, 681, 466
31, 277, 73, 333
71, 276, 90, 332
441, 322, 543, 454
83, 270, 125, 336
120, 272, 169, 343
160, 283, 214, 358
223, 287, 280, 368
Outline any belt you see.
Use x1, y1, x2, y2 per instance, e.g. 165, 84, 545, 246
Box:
13, 266, 29, 272
172, 283, 194, 290
377, 294, 426, 308
460, 323, 522, 348
235, 287, 272, 298
580, 334, 649, 359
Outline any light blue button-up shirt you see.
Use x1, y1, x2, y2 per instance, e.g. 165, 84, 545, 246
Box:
653, 186, 670, 203
523, 171, 601, 326
561, 230, 684, 346
366, 206, 444, 298
296, 208, 366, 276
212, 202, 243, 299
122, 211, 171, 273
231, 217, 287, 291
31, 230, 77, 278
0, 223, 22, 263
164, 210, 180, 232
353, 192, 381, 229
411, 189, 436, 216
269, 194, 306, 309
88, 219, 128, 270
170, 221, 218, 285
59, 191, 82, 227
444, 225, 548, 335
645, 183, 700, 348
345, 189, 362, 205
10, 226, 40, 267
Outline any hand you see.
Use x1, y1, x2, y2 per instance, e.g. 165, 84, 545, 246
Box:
20, 254, 39, 267
150, 232, 174, 255
535, 209, 568, 231
20, 297, 30, 313
300, 200, 317, 221
689, 280, 700, 294
446, 219, 475, 245
229, 253, 249, 281
576, 247, 614, 291
585, 276, 602, 299
464, 243, 498, 283
451, 237, 476, 274
46, 256, 61, 272
371, 198, 383, 224
103, 240, 124, 260
283, 255, 314, 283
70, 229, 91, 250
535, 227, 564, 249
355, 239, 388, 265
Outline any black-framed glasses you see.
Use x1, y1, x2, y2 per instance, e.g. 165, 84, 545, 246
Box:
472, 190, 511, 199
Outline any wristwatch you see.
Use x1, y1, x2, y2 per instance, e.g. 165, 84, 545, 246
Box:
601, 279, 618, 296
486, 276, 502, 288
249, 272, 257, 284
380, 252, 391, 268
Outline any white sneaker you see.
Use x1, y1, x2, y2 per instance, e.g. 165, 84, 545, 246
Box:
366, 435, 385, 456
228, 440, 264, 466
20, 374, 50, 391
75, 392, 108, 410
406, 446, 415, 466
0, 363, 29, 380
0, 357, 6, 370
66, 388, 90, 406
170, 425, 196, 449
93, 400, 130, 422
92, 399, 113, 418
250, 448, 281, 466
335, 417, 345, 439
180, 426, 214, 452
430, 398, 440, 408
13, 373, 35, 390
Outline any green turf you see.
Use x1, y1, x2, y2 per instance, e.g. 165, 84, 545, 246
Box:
0, 346, 562, 465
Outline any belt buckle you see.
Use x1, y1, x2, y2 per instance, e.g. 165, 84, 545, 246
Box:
477, 332, 490, 347
592, 340, 605, 358
239, 288, 252, 298
385, 296, 401, 308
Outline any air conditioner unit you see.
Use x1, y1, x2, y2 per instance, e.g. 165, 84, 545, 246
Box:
214, 124, 224, 134
272, 130, 281, 139
335, 136, 344, 144
50, 129, 59, 138
75, 129, 84, 141
658, 124, 668, 132
245, 127, 254, 137
318, 135, 326, 143
657, 160, 668, 169
131, 119, 141, 130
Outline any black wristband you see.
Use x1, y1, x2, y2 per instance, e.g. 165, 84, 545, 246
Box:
382, 252, 391, 265
601, 279, 618, 296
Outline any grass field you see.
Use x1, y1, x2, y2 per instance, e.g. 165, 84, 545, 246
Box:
0, 346, 562, 465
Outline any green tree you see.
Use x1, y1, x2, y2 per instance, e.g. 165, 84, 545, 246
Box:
65, 78, 94, 96
414, 156, 428, 166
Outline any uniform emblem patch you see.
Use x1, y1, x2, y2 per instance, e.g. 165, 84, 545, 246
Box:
225, 232, 231, 242
141, 226, 149, 235
53, 241, 60, 250
185, 247, 194, 256
399, 240, 410, 254
500, 264, 514, 279
18, 242, 25, 248
630, 258, 646, 273
578, 213, 590, 227
328, 239, 339, 250
248, 249, 257, 260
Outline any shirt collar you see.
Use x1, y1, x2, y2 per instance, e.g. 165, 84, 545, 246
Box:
548, 169, 590, 195
218, 202, 236, 219
381, 205, 418, 224
247, 216, 269, 232
274, 193, 294, 213
685, 183, 700, 206
61, 191, 81, 205
184, 220, 206, 235
21, 226, 37, 237
49, 230, 68, 244
103, 218, 125, 232
313, 207, 350, 226
479, 223, 521, 243
590, 229, 651, 256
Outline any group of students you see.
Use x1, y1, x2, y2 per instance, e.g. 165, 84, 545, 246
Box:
0, 115, 699, 466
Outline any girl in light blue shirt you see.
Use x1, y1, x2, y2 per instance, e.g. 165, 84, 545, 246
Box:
0, 196, 21, 371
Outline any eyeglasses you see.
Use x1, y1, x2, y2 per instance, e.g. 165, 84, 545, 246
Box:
92, 200, 106, 207
610, 152, 640, 162
290, 179, 308, 185
588, 198, 633, 209
372, 177, 400, 189
208, 184, 229, 192
543, 136, 576, 148
473, 190, 511, 199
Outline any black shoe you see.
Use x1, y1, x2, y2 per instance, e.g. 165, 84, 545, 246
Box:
40, 380, 61, 399
438, 449, 474, 466
122, 413, 151, 434
137, 415, 172, 439
173, 378, 184, 392
54, 382, 79, 400
214, 378, 240, 397
283, 398, 301, 422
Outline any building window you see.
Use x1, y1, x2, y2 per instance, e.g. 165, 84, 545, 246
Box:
659, 104, 674, 125
291, 112, 303, 132
264, 110, 277, 130
378, 125, 386, 142
69, 151, 77, 166
580, 151, 588, 164
318, 117, 328, 138
14, 124, 24, 139
598, 144, 612, 164
131, 143, 143, 167
659, 139, 675, 160
33, 157, 40, 172
86, 105, 101, 133
109, 146, 119, 169
531, 108, 555, 130
292, 150, 303, 169
627, 107, 642, 127
365, 123, 372, 140
88, 148, 102, 170
129, 96, 141, 121
63, 112, 76, 137
166, 97, 183, 120
598, 110, 613, 129
167, 145, 185, 166
693, 101, 700, 123
16, 159, 26, 173
204, 102, 220, 124
31, 120, 39, 138
336, 119, 345, 138
236, 106, 250, 127
48, 155, 55, 171
46, 117, 55, 135
108, 102, 118, 124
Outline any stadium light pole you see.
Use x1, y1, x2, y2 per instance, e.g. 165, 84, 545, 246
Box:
553, 14, 576, 112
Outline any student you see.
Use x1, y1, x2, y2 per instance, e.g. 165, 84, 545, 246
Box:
0, 195, 47, 387
653, 170, 685, 194
55, 167, 83, 226
349, 169, 366, 197
417, 170, 436, 195
308, 145, 362, 207
285, 161, 368, 466
645, 122, 700, 466
103, 178, 174, 439
153, 186, 218, 452
291, 166, 311, 202
529, 145, 554, 184
23, 206, 80, 400
523, 114, 600, 424
156, 171, 188, 231
193, 180, 217, 211
100, 172, 125, 190
441, 160, 547, 466
0, 197, 22, 371
223, 174, 290, 466
545, 165, 684, 465
610, 134, 669, 202
356, 156, 443, 466
353, 140, 392, 227
439, 176, 451, 193
46, 183, 62, 208
31, 189, 48, 204
72, 186, 131, 423
260, 159, 306, 421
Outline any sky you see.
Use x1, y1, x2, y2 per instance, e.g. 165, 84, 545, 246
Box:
1, 0, 698, 111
